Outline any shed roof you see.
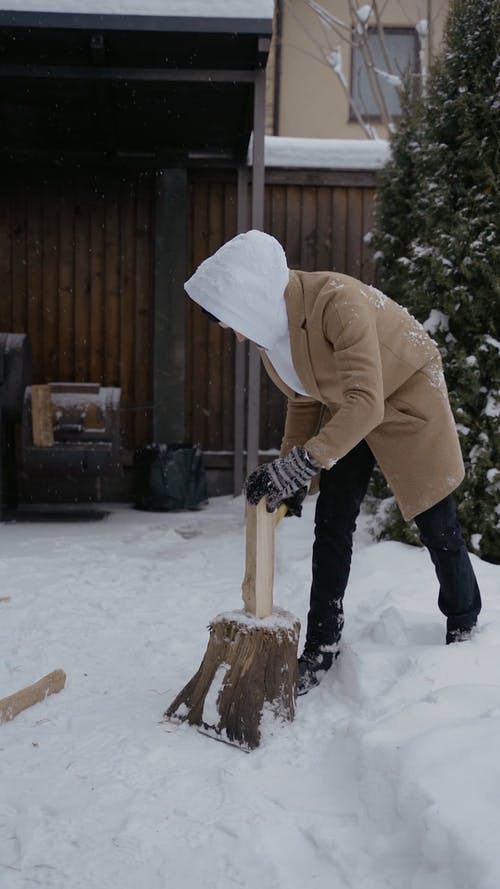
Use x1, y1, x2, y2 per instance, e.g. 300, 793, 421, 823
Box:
0, 0, 272, 166
0, 0, 272, 12
0, 0, 273, 27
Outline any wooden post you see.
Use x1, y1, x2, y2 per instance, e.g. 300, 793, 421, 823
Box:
246, 69, 267, 476
153, 169, 187, 443
233, 164, 249, 495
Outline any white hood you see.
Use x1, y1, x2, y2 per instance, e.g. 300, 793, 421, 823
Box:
184, 230, 290, 349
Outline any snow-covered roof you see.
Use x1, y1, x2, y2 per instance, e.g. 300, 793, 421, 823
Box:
257, 136, 390, 171
0, 0, 273, 17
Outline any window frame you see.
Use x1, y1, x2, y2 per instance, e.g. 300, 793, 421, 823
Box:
349, 26, 419, 122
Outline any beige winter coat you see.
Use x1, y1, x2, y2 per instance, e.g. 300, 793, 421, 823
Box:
260, 270, 465, 521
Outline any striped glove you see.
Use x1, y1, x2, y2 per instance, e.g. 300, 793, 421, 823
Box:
244, 446, 321, 513
282, 485, 308, 518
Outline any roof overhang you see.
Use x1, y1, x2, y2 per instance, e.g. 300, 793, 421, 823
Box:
0, 6, 272, 167
0, 9, 273, 33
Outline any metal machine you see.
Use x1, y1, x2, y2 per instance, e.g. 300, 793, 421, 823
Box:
22, 382, 122, 478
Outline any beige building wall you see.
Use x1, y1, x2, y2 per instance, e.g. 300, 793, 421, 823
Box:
267, 0, 449, 138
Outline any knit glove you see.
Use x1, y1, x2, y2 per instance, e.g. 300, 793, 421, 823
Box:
245, 446, 321, 513
282, 486, 308, 518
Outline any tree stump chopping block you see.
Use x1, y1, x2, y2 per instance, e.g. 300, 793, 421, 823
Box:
165, 500, 301, 750
165, 608, 300, 750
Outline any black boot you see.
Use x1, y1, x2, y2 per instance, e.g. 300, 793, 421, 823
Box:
446, 626, 475, 644
297, 648, 338, 696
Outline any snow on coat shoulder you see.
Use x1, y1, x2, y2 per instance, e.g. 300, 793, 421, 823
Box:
184, 230, 289, 350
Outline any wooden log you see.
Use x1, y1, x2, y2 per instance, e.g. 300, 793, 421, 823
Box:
0, 670, 66, 725
241, 499, 277, 618
242, 501, 288, 617
165, 610, 300, 750
241, 503, 258, 614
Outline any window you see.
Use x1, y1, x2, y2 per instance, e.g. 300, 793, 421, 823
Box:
350, 27, 418, 120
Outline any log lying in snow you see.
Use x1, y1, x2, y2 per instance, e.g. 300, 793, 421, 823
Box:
0, 670, 66, 725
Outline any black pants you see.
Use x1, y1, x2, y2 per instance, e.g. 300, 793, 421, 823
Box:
305, 439, 482, 650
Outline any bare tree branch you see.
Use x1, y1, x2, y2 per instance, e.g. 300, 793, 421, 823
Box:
305, 0, 351, 32
283, 0, 352, 55
348, 0, 392, 127
371, 0, 397, 75
327, 43, 380, 138
283, 0, 426, 139
416, 17, 429, 94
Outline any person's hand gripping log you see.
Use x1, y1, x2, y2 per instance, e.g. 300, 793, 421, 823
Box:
244, 446, 321, 514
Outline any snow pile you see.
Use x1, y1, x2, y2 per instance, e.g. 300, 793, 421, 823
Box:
0, 497, 499, 889
253, 136, 390, 170
0, 0, 273, 18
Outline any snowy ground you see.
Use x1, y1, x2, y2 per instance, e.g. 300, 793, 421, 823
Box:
1, 496, 499, 889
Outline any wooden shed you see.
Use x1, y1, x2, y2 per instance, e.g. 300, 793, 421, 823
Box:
0, 0, 273, 503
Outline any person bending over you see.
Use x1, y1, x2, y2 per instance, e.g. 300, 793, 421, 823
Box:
185, 230, 482, 694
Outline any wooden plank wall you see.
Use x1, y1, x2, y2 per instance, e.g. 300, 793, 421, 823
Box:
1, 166, 376, 473
186, 169, 377, 454
185, 178, 238, 456
0, 173, 155, 451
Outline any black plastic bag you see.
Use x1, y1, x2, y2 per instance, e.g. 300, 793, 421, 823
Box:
134, 443, 208, 511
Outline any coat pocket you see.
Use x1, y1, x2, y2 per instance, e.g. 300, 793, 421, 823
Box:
383, 398, 428, 428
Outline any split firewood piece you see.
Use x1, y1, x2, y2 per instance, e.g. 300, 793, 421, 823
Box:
30, 384, 55, 447
241, 498, 276, 618
0, 669, 66, 725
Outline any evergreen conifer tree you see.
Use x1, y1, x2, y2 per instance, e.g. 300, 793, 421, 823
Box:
370, 77, 425, 300
369, 0, 500, 562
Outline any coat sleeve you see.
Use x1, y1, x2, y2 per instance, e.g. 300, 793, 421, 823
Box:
280, 397, 323, 457
305, 300, 385, 468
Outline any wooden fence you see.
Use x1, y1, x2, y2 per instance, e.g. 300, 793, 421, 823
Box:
0, 172, 155, 452
0, 166, 377, 487
185, 168, 377, 456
